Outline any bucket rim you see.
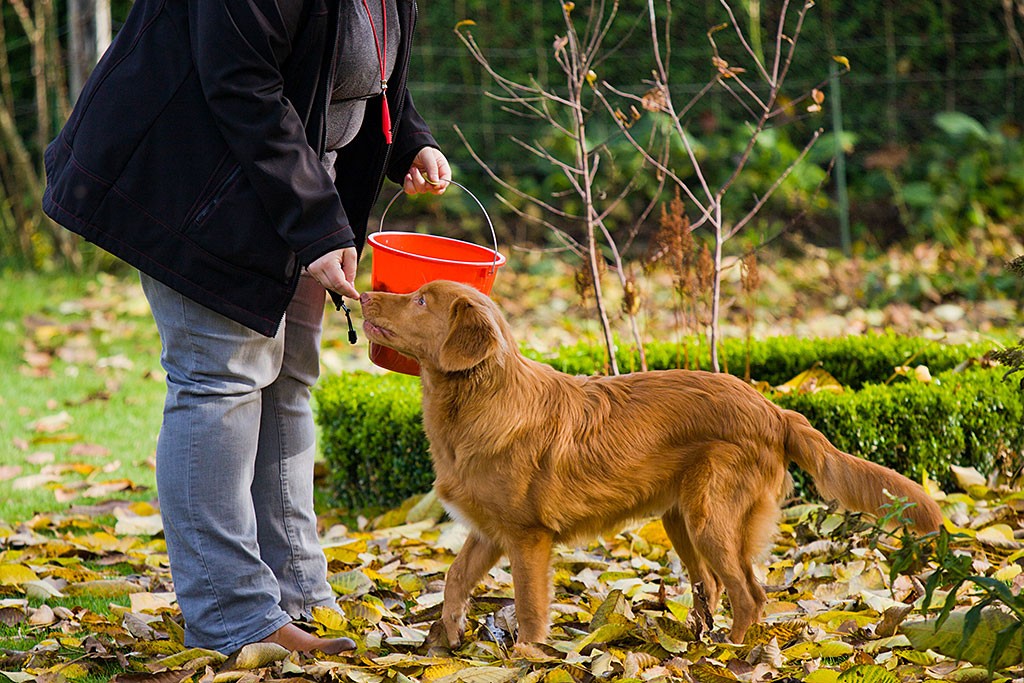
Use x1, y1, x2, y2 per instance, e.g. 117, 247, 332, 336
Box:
367, 231, 507, 269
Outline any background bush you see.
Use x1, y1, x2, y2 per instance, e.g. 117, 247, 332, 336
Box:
4, 0, 1022, 267
315, 335, 1021, 511
530, 332, 989, 388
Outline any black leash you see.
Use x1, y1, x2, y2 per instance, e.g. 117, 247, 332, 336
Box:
329, 291, 358, 344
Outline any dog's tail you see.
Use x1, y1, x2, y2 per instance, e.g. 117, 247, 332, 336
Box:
782, 410, 942, 533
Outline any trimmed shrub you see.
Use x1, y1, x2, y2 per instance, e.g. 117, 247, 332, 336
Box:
315, 336, 1021, 511
316, 371, 428, 511
530, 332, 988, 388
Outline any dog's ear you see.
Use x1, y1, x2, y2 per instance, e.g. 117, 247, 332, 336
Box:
438, 295, 502, 372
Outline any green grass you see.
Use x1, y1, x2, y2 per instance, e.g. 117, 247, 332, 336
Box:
0, 269, 165, 521
0, 267, 368, 522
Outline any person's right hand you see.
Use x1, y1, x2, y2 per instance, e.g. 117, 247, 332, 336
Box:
307, 247, 359, 299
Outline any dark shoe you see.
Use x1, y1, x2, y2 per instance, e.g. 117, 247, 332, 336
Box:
261, 623, 355, 654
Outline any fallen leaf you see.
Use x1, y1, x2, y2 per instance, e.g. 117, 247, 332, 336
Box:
31, 411, 74, 433
0, 564, 40, 586
0, 465, 23, 481
69, 443, 112, 458
903, 608, 1023, 668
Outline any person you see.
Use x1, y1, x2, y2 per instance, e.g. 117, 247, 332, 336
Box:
42, 0, 450, 655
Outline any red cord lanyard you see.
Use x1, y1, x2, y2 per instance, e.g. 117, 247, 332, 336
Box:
362, 0, 393, 144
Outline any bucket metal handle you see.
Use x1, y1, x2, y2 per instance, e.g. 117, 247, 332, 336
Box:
377, 180, 501, 274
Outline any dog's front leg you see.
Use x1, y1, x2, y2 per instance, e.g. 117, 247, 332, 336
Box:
507, 528, 554, 648
433, 531, 502, 648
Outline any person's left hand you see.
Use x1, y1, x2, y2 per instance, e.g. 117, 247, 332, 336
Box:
404, 147, 451, 195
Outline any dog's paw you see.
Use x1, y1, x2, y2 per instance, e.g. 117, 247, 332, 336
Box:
426, 617, 464, 650
511, 642, 548, 660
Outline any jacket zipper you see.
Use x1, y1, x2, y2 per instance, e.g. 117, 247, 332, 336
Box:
194, 166, 242, 224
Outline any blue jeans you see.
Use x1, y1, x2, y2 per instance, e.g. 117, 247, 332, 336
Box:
141, 271, 337, 653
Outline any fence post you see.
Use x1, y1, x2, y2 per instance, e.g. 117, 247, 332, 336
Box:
829, 60, 851, 255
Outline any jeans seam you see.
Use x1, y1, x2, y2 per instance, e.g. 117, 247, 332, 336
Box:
271, 375, 315, 613
181, 292, 232, 644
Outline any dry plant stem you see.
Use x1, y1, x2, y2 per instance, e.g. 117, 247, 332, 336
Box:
618, 0, 821, 371
457, 0, 647, 375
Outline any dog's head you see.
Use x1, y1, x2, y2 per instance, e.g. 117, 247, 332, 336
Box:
360, 280, 510, 373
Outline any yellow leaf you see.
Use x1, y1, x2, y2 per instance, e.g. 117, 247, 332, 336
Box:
950, 464, 986, 490
423, 661, 466, 681
837, 664, 901, 683
454, 19, 476, 31
805, 671, 840, 683
46, 662, 89, 679
775, 366, 843, 395
690, 662, 738, 683
150, 647, 227, 671
833, 55, 851, 70
323, 539, 367, 565
0, 564, 39, 586
977, 524, 1016, 543
784, 639, 853, 659
343, 599, 383, 625
129, 592, 174, 613
635, 519, 670, 548
128, 501, 159, 516
573, 623, 632, 651
397, 573, 425, 594
311, 604, 347, 631
230, 642, 290, 669
942, 518, 976, 537
665, 594, 691, 622
328, 569, 374, 596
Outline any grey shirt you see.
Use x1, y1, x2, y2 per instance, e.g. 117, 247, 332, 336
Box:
321, 0, 400, 179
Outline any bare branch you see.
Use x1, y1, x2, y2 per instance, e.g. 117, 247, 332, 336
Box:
717, 0, 772, 83
726, 127, 823, 239
455, 124, 583, 222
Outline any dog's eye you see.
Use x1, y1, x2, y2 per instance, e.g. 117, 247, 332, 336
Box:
415, 295, 426, 306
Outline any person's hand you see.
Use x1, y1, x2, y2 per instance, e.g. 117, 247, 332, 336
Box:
404, 147, 451, 195
307, 247, 359, 299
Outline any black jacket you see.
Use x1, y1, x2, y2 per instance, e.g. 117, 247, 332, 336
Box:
42, 0, 437, 336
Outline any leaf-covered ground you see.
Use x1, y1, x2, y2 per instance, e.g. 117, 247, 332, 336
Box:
2, 228, 1023, 681
2, 467, 1024, 682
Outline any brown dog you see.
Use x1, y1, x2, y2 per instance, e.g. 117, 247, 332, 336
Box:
359, 281, 942, 648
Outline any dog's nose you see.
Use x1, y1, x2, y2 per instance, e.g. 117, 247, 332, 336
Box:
359, 292, 371, 306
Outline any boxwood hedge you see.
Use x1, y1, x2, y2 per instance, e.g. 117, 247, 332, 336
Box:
314, 334, 1021, 511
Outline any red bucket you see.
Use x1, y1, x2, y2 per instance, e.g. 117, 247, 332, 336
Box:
367, 182, 505, 375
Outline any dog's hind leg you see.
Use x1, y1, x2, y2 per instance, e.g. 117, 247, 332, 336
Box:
432, 531, 502, 649
689, 512, 764, 644
661, 507, 720, 637
506, 527, 555, 648
680, 446, 773, 644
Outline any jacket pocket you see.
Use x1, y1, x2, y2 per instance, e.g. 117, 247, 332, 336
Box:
191, 165, 243, 225
181, 169, 297, 285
